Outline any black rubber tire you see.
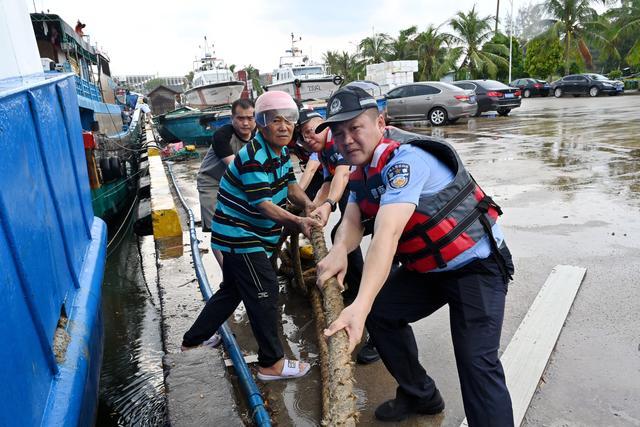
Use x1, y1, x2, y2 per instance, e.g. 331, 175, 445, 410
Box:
109, 157, 122, 179
523, 89, 531, 98
332, 75, 344, 85
99, 157, 111, 182
497, 108, 511, 117
554, 87, 563, 98
429, 107, 448, 126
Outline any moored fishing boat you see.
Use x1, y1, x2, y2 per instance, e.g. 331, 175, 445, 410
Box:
155, 106, 231, 146
0, 1, 107, 425
266, 33, 343, 101
30, 12, 144, 226
183, 38, 245, 109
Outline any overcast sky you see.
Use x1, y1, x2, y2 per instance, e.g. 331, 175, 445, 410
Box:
28, 0, 526, 77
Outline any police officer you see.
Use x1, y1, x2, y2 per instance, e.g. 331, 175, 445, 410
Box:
316, 87, 515, 425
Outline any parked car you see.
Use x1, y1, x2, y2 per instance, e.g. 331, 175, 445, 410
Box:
384, 81, 477, 126
509, 78, 551, 97
453, 80, 521, 116
550, 74, 624, 97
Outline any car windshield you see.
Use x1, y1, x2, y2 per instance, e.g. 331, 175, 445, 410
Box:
478, 80, 510, 90
587, 74, 609, 81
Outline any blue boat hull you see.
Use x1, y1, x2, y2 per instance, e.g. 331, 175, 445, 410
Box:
157, 108, 232, 146
0, 73, 107, 427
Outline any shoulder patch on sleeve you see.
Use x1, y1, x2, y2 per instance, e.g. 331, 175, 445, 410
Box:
386, 162, 410, 189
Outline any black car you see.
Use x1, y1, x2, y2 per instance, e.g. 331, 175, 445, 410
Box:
550, 74, 624, 97
453, 80, 521, 116
509, 78, 550, 97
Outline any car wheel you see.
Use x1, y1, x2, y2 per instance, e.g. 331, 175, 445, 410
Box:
523, 89, 531, 98
497, 108, 511, 117
429, 107, 448, 126
448, 118, 459, 124
589, 86, 599, 97
554, 88, 563, 98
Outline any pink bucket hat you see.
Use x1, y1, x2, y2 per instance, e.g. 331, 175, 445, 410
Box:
254, 91, 297, 114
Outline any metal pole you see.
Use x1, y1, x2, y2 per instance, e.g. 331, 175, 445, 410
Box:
508, 0, 514, 83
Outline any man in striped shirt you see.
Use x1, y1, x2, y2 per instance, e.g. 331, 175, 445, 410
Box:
182, 91, 319, 381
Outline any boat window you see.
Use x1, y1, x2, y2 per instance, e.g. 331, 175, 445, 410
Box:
292, 67, 323, 76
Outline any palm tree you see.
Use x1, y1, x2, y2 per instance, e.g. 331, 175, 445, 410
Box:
323, 50, 363, 83
413, 25, 457, 80
447, 6, 509, 79
389, 26, 418, 60
358, 33, 392, 64
541, 0, 603, 73
605, 0, 640, 68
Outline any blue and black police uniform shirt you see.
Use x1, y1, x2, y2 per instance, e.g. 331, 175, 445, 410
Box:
211, 132, 296, 256
349, 144, 504, 271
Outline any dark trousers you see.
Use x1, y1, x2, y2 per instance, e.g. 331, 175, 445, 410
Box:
333, 191, 364, 303
182, 251, 284, 367
366, 246, 515, 427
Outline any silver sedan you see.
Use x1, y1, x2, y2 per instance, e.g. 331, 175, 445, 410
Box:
385, 81, 478, 126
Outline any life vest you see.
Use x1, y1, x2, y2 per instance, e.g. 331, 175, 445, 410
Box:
350, 127, 502, 273
319, 131, 343, 177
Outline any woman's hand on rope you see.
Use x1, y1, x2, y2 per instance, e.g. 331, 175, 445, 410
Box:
316, 245, 348, 291
323, 302, 367, 353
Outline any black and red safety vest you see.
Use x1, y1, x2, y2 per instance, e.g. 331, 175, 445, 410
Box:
350, 127, 502, 273
319, 131, 345, 178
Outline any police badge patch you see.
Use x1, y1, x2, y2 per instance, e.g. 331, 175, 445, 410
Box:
386, 163, 410, 189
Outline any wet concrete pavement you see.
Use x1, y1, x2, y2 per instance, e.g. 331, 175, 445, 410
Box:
161, 94, 640, 426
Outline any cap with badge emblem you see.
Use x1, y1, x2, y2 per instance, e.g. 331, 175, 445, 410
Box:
315, 86, 379, 133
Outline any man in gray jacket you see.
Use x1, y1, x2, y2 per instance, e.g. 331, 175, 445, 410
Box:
197, 98, 255, 266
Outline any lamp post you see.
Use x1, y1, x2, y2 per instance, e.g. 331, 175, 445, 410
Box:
508, 0, 514, 83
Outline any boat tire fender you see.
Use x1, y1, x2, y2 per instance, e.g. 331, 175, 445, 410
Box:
333, 75, 344, 86
99, 157, 111, 182
294, 79, 302, 88
109, 157, 122, 179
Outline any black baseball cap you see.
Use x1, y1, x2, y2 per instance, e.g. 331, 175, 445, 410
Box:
297, 108, 323, 126
315, 86, 378, 133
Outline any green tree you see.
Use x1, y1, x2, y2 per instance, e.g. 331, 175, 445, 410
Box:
323, 50, 363, 83
144, 77, 165, 92
448, 5, 509, 79
389, 26, 418, 60
482, 32, 526, 81
603, 0, 640, 69
524, 35, 564, 79
184, 71, 194, 88
413, 25, 457, 81
229, 64, 236, 73
358, 33, 392, 64
541, 0, 604, 73
243, 64, 262, 96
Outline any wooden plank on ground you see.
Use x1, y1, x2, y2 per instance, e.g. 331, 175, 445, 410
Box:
460, 265, 587, 427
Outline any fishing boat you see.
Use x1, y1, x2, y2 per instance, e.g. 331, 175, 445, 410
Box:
155, 106, 231, 146
183, 38, 245, 109
266, 33, 343, 101
0, 1, 107, 426
30, 12, 144, 227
